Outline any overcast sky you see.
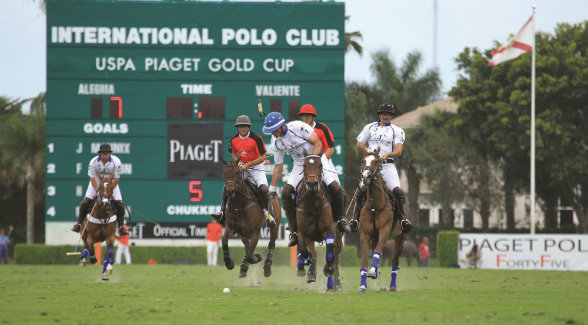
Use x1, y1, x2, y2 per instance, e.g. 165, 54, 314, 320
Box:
1, 0, 587, 102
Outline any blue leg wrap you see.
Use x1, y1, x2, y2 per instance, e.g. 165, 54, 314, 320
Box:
304, 256, 312, 266
390, 267, 398, 289
107, 248, 114, 265
326, 235, 335, 263
327, 276, 334, 289
370, 252, 381, 270
81, 248, 88, 258
360, 268, 367, 287
102, 259, 109, 273
297, 252, 304, 268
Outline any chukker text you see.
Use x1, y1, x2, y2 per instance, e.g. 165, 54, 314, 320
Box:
458, 234, 588, 271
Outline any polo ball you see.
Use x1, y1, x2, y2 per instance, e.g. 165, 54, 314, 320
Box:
223, 288, 230, 294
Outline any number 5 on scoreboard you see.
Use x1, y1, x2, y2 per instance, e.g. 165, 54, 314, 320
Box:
189, 181, 202, 202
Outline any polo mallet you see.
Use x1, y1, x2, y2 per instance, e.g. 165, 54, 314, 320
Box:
257, 99, 266, 116
126, 206, 160, 226
344, 186, 360, 217
66, 201, 98, 256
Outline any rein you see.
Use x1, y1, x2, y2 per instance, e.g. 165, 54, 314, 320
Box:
225, 166, 257, 216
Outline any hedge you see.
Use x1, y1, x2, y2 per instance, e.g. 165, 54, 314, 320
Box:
14, 244, 359, 266
436, 230, 460, 267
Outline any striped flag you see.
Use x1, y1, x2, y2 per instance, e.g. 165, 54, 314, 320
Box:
488, 15, 534, 66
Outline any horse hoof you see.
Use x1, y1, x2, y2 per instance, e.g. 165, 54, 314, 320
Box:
358, 286, 367, 293
326, 288, 334, 294
297, 268, 306, 277
106, 264, 113, 275
78, 259, 86, 267
367, 267, 379, 279
101, 274, 108, 281
239, 272, 247, 278
89, 257, 97, 264
389, 287, 397, 292
334, 283, 343, 292
263, 263, 272, 278
225, 259, 235, 270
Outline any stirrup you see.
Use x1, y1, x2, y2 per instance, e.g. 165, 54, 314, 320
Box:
288, 232, 298, 247
401, 219, 413, 234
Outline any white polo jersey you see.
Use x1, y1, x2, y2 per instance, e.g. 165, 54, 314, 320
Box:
270, 120, 315, 166
85, 155, 123, 200
270, 120, 337, 187
356, 121, 405, 160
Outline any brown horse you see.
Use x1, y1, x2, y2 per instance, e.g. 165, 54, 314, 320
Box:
358, 148, 407, 292
79, 180, 117, 281
295, 154, 343, 292
220, 160, 281, 278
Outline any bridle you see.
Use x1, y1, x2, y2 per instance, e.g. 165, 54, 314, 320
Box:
97, 181, 113, 208
361, 153, 383, 187
223, 163, 242, 198
303, 155, 323, 192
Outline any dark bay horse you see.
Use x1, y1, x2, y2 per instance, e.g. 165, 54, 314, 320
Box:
221, 160, 281, 278
358, 149, 407, 292
79, 180, 117, 281
295, 154, 343, 292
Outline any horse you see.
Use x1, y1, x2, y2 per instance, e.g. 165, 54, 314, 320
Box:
357, 148, 407, 292
220, 160, 281, 278
295, 154, 343, 293
78, 180, 118, 281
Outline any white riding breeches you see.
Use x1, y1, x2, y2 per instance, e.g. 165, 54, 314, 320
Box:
242, 168, 268, 187
85, 181, 122, 201
380, 163, 400, 190
286, 155, 338, 187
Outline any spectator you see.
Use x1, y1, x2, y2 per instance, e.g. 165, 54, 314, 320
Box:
0, 229, 9, 264
466, 244, 483, 268
419, 237, 430, 267
115, 224, 132, 264
206, 218, 223, 266
7, 225, 16, 261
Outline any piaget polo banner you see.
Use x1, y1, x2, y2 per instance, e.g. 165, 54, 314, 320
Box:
459, 234, 588, 271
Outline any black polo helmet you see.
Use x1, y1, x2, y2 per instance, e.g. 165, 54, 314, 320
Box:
377, 103, 396, 116
97, 144, 112, 153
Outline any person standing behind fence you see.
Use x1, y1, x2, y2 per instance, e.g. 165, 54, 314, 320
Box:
419, 237, 430, 267
206, 218, 223, 266
0, 229, 9, 264
466, 244, 483, 268
115, 224, 132, 265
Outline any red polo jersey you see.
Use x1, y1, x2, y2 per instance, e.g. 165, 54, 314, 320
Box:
228, 131, 266, 163
312, 122, 335, 158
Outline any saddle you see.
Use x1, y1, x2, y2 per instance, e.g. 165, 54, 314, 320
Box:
358, 187, 399, 218
244, 178, 265, 208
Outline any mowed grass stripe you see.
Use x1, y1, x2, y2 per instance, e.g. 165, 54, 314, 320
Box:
1, 264, 586, 325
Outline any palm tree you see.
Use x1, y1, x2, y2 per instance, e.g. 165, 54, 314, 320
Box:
345, 16, 363, 56
0, 93, 46, 243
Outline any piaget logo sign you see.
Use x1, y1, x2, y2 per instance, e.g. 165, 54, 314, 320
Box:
168, 123, 223, 179
459, 234, 588, 271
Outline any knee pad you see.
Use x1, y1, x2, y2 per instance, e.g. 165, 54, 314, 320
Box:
258, 184, 269, 196
392, 187, 405, 201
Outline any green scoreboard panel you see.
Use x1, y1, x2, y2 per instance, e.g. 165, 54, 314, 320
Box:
46, 0, 344, 240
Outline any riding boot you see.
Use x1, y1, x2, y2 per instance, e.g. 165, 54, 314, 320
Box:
282, 185, 298, 247
113, 200, 128, 235
72, 197, 92, 232
392, 187, 413, 234
349, 185, 366, 233
211, 188, 227, 226
327, 182, 351, 233
259, 184, 275, 226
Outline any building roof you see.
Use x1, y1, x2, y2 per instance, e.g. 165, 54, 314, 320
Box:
392, 97, 458, 129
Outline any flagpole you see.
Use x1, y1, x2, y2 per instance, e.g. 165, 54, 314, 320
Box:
530, 5, 536, 234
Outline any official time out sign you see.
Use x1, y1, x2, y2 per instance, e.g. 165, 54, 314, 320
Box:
45, 0, 345, 241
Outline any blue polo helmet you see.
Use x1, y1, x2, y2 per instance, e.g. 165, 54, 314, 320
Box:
262, 112, 286, 134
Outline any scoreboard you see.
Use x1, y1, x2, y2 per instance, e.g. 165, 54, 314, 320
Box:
45, 0, 345, 242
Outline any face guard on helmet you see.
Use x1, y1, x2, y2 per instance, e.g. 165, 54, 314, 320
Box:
262, 112, 285, 134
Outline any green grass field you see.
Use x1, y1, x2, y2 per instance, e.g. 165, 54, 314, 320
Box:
1, 262, 586, 325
